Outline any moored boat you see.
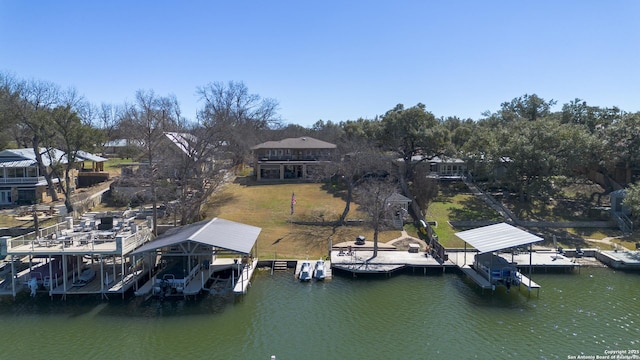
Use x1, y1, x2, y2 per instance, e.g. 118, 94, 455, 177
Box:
72, 267, 96, 287
313, 259, 326, 280
299, 261, 312, 281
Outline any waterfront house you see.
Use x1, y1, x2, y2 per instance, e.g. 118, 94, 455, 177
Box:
0, 148, 109, 206
113, 132, 216, 203
398, 155, 468, 180
0, 148, 68, 205
427, 156, 467, 179
250, 137, 337, 181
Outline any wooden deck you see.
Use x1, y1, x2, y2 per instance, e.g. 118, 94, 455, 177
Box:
330, 249, 445, 274
132, 258, 258, 297
459, 264, 492, 289
233, 259, 258, 294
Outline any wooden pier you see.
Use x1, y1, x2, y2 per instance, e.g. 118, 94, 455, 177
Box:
233, 259, 258, 294
330, 248, 447, 276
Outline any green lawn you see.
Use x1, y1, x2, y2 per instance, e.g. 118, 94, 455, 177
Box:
425, 192, 503, 248
104, 157, 136, 175
205, 179, 403, 259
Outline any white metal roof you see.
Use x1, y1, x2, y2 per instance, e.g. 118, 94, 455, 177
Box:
131, 218, 261, 255
455, 222, 543, 254
76, 150, 108, 162
0, 148, 107, 167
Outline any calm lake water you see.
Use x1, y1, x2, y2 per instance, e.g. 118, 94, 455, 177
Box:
0, 266, 638, 360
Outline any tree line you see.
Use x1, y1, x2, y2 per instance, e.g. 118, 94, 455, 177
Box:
2, 72, 639, 230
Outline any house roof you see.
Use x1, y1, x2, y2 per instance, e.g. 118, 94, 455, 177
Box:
455, 222, 543, 254
131, 218, 261, 255
76, 150, 107, 163
104, 139, 129, 147
386, 192, 412, 203
0, 160, 35, 168
0, 148, 69, 167
251, 137, 337, 150
0, 148, 106, 166
164, 132, 197, 156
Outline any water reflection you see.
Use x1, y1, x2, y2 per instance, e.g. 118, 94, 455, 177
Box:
0, 267, 637, 359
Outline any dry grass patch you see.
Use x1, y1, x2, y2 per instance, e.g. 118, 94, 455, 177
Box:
204, 179, 401, 259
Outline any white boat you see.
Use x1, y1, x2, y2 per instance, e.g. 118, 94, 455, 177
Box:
313, 259, 326, 280
72, 268, 96, 287
299, 261, 312, 281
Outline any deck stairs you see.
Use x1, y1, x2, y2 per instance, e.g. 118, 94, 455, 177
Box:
272, 261, 288, 272
611, 212, 633, 234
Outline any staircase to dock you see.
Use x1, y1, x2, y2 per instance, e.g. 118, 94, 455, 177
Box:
611, 212, 633, 234
272, 261, 288, 272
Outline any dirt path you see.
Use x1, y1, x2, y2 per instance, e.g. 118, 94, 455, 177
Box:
584, 236, 623, 249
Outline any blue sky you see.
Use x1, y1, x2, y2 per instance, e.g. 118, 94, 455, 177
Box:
1, 1, 639, 127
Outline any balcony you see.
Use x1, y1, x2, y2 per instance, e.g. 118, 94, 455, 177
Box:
257, 154, 332, 162
0, 176, 46, 185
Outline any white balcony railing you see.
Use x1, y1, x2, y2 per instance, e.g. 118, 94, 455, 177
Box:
0, 176, 46, 184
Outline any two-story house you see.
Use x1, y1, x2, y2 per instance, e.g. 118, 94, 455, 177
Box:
0, 148, 108, 206
251, 137, 337, 181
0, 148, 70, 205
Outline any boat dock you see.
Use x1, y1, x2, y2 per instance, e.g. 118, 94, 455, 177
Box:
133, 257, 259, 298
448, 250, 555, 296
458, 264, 492, 289
446, 250, 579, 271
596, 250, 640, 270
330, 248, 446, 275
233, 259, 258, 294
0, 215, 154, 299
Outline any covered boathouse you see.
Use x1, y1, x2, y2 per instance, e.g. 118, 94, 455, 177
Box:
131, 217, 261, 299
453, 222, 548, 296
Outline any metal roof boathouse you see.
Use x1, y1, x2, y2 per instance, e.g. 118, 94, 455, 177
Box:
132, 218, 261, 299
454, 223, 549, 296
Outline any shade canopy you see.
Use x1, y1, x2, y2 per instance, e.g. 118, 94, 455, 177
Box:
455, 222, 543, 254
132, 218, 261, 255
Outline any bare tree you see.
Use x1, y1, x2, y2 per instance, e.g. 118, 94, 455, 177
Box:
95, 103, 123, 149
318, 139, 392, 226
410, 166, 439, 219
2, 77, 62, 202
197, 81, 280, 168
354, 177, 399, 258
49, 102, 100, 213
167, 124, 231, 224
119, 90, 182, 235
0, 72, 23, 148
